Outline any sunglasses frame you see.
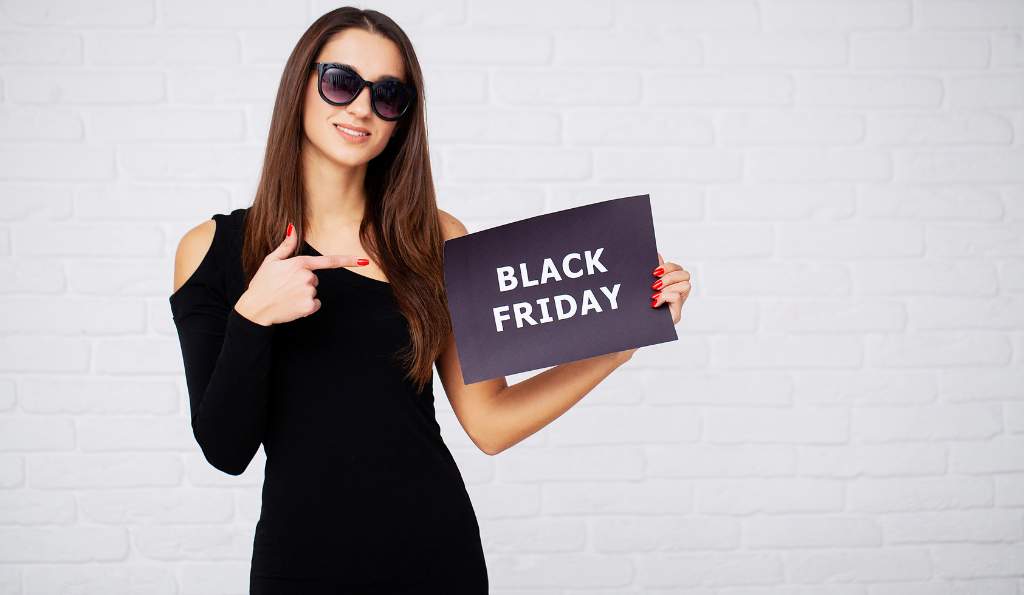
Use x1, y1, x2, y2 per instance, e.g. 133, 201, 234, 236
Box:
311, 62, 415, 121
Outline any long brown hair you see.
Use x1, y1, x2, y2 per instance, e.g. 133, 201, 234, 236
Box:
241, 7, 449, 394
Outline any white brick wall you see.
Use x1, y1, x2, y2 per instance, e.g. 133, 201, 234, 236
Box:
1, 0, 1022, 593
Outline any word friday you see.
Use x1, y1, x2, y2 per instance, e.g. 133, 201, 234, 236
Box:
492, 248, 621, 332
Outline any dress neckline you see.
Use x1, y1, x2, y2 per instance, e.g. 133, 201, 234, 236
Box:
301, 239, 392, 289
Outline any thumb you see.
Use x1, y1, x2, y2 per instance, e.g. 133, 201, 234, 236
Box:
266, 222, 298, 260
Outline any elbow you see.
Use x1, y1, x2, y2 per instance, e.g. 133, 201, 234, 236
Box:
480, 443, 503, 457
193, 424, 257, 476
210, 457, 249, 476
199, 442, 252, 476
470, 402, 509, 456
472, 431, 506, 456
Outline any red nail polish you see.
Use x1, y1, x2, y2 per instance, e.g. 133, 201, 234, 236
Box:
356, 258, 369, 266
650, 298, 658, 308
286, 223, 293, 237
652, 279, 663, 290
653, 266, 664, 276
651, 292, 661, 301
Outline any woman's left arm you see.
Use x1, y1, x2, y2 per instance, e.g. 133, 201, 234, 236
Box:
482, 251, 690, 452
435, 210, 692, 455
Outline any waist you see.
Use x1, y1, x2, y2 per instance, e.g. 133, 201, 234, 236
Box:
252, 462, 479, 579
260, 441, 470, 516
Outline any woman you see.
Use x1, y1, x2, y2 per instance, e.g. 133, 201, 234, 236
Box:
169, 7, 691, 594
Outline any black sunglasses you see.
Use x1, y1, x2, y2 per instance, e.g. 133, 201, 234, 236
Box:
311, 62, 415, 121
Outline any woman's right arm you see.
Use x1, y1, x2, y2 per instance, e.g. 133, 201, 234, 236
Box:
170, 218, 275, 476
170, 216, 373, 474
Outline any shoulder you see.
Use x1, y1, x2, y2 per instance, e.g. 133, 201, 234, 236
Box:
172, 208, 247, 294
173, 218, 217, 294
438, 208, 468, 242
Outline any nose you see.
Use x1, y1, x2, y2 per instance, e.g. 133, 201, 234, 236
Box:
346, 83, 373, 119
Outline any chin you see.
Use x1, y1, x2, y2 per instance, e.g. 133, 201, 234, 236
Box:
328, 145, 383, 167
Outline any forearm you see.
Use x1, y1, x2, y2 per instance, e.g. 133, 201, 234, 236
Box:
482, 348, 634, 454
176, 306, 275, 475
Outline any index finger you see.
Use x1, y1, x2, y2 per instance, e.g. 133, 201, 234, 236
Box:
294, 254, 367, 270
656, 257, 684, 276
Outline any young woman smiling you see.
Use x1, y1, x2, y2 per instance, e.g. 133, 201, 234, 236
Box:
168, 7, 691, 594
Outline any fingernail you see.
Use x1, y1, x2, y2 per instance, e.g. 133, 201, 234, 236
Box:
357, 258, 369, 266
650, 298, 658, 308
653, 266, 664, 276
651, 292, 661, 301
652, 279, 663, 290
286, 223, 293, 238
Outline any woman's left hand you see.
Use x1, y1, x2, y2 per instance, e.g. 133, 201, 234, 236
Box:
650, 251, 690, 325
614, 252, 691, 362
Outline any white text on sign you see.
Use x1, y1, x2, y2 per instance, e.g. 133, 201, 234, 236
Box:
492, 248, 622, 332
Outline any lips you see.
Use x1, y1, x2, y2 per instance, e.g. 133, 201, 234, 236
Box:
333, 123, 372, 143
333, 123, 371, 136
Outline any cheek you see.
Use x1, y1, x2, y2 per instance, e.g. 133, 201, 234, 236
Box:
304, 88, 330, 120
376, 123, 398, 148
301, 110, 328, 147
303, 76, 323, 115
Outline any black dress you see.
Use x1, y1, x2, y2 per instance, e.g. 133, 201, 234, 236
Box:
169, 207, 489, 594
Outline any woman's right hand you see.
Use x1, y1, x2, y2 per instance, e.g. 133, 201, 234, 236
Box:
233, 222, 370, 326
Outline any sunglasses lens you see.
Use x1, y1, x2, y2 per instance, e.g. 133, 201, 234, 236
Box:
373, 81, 412, 119
321, 66, 361, 104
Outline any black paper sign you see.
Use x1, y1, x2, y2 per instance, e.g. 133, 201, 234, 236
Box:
442, 193, 678, 384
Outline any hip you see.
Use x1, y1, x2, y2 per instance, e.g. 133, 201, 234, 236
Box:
252, 478, 484, 580
250, 557, 489, 595
250, 520, 487, 589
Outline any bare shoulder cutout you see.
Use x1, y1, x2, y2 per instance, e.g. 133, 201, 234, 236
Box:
438, 208, 468, 242
173, 218, 217, 294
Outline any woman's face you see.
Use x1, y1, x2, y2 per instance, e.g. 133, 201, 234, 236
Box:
303, 28, 407, 167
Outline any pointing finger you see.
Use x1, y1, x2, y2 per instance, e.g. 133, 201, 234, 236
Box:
297, 254, 371, 270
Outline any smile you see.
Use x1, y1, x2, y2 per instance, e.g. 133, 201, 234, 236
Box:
334, 124, 371, 141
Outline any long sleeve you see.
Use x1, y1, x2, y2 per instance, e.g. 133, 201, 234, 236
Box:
169, 216, 275, 476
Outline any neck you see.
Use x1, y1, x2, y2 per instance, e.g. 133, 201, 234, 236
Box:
300, 142, 368, 238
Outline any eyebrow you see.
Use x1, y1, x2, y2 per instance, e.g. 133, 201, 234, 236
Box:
334, 62, 404, 84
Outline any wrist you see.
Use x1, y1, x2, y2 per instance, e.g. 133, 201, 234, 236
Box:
234, 292, 272, 327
